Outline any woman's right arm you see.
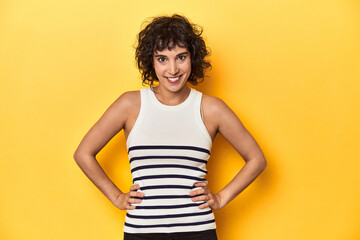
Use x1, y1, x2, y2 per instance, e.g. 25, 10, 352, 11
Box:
73, 91, 144, 210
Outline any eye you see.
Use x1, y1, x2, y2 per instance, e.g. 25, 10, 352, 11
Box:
157, 57, 166, 63
177, 55, 187, 61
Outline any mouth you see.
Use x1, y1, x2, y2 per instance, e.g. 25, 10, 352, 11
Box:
166, 75, 182, 83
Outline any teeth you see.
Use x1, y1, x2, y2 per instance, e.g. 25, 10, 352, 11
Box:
167, 76, 180, 82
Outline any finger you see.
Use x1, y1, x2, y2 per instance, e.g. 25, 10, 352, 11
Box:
192, 194, 210, 202
193, 182, 208, 188
130, 184, 140, 191
126, 204, 136, 210
128, 198, 142, 204
199, 199, 214, 209
189, 188, 207, 196
198, 202, 208, 209
130, 191, 145, 197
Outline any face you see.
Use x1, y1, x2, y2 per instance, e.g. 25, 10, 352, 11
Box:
153, 45, 191, 93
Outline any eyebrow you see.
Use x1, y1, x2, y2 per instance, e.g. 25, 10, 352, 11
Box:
154, 51, 189, 58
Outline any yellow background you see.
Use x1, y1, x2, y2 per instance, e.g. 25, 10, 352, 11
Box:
1, 0, 359, 239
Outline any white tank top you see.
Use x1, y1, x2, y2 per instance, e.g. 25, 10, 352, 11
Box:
123, 86, 216, 233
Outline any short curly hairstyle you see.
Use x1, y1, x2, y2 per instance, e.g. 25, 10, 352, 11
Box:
135, 14, 211, 86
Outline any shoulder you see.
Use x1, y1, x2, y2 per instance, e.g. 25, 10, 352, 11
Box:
201, 93, 240, 132
201, 93, 231, 115
100, 90, 140, 121
119, 90, 140, 101
113, 90, 140, 110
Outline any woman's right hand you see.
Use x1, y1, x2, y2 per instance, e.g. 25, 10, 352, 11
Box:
112, 184, 144, 210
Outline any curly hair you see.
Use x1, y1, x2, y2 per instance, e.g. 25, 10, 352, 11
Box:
135, 14, 211, 87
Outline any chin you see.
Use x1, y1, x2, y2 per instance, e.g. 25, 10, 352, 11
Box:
168, 82, 188, 91
158, 78, 189, 91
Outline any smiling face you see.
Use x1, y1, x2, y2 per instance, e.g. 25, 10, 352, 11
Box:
153, 45, 191, 93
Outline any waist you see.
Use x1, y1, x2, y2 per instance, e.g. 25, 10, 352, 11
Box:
124, 206, 216, 233
124, 182, 215, 233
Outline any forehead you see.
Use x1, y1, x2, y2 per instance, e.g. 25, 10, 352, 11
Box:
154, 45, 189, 56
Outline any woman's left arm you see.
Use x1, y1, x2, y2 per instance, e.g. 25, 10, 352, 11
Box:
190, 97, 267, 210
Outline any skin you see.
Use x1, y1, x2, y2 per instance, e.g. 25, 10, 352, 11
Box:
73, 45, 267, 211
152, 45, 192, 102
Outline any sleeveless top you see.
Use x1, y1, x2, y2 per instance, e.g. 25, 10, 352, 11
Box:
123, 87, 216, 234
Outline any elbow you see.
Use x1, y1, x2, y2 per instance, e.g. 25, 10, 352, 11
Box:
73, 151, 81, 163
73, 150, 96, 165
259, 157, 267, 171
246, 156, 267, 172
249, 156, 267, 171
73, 150, 86, 164
73, 152, 88, 169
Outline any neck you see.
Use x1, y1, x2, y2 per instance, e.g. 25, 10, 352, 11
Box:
152, 85, 191, 106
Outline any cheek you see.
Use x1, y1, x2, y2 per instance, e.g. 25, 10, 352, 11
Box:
153, 63, 163, 75
154, 66, 168, 81
186, 61, 192, 73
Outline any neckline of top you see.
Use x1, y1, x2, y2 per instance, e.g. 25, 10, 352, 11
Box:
148, 87, 194, 110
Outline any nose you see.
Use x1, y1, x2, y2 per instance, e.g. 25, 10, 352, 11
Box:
168, 60, 179, 75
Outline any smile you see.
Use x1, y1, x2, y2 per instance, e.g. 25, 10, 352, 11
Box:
166, 75, 182, 83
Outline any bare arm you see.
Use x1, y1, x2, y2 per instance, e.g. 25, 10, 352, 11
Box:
191, 97, 267, 209
73, 91, 143, 209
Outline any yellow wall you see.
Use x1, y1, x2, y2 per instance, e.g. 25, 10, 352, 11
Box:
1, 0, 359, 239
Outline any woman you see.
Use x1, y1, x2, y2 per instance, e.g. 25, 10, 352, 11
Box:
74, 14, 267, 240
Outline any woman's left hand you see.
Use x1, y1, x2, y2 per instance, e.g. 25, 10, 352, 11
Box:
190, 182, 223, 210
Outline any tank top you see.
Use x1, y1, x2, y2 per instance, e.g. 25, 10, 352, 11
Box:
123, 86, 216, 234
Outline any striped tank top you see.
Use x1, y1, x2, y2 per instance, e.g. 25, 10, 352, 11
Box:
123, 86, 216, 233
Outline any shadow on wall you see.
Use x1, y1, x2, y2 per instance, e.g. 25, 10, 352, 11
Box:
195, 70, 272, 239
207, 134, 271, 239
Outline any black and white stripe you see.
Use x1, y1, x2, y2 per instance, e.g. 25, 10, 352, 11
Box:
124, 144, 215, 233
